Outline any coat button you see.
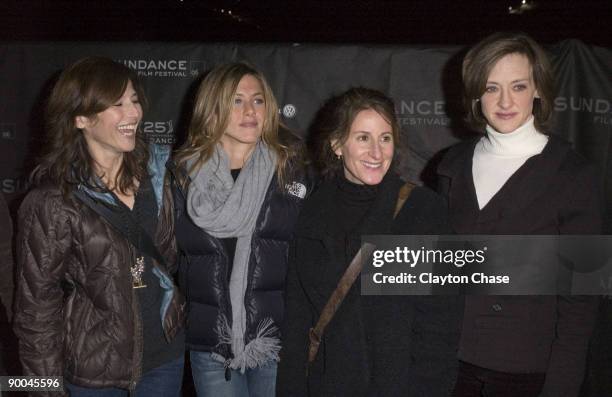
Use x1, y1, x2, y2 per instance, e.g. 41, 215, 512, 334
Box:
492, 303, 502, 312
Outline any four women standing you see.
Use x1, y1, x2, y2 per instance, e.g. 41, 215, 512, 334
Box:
12, 33, 603, 397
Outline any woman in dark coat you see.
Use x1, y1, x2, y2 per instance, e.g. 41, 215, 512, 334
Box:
170, 62, 309, 397
438, 32, 602, 397
277, 87, 462, 397
13, 57, 185, 397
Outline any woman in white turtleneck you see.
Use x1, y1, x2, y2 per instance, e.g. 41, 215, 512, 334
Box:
472, 115, 547, 209
438, 32, 602, 397
471, 46, 548, 210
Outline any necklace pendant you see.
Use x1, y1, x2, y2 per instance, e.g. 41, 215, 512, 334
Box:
131, 256, 147, 289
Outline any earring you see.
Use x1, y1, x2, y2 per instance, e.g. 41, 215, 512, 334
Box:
336, 154, 342, 160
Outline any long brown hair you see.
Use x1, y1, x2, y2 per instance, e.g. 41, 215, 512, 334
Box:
174, 62, 294, 187
31, 56, 148, 196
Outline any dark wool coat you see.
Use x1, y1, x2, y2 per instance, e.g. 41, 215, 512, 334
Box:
277, 172, 463, 397
437, 136, 602, 397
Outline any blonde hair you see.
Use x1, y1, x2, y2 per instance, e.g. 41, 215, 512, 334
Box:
174, 62, 294, 186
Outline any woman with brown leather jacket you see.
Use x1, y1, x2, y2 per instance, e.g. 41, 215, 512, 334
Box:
13, 57, 185, 397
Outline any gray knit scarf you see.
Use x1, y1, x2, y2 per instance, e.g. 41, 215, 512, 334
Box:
186, 141, 279, 371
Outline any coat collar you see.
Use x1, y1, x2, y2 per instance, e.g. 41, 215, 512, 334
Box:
295, 172, 404, 291
77, 143, 170, 215
443, 135, 572, 224
296, 171, 403, 241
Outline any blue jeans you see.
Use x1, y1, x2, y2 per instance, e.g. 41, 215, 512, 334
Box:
66, 356, 184, 397
190, 351, 277, 397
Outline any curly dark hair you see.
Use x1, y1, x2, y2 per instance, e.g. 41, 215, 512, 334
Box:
310, 87, 399, 179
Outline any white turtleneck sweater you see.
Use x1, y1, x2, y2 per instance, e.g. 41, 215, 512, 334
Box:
472, 116, 549, 209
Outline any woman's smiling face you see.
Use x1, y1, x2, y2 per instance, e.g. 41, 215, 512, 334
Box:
334, 108, 394, 185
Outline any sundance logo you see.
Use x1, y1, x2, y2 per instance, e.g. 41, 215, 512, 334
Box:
554, 97, 611, 114
555, 97, 612, 126
143, 120, 175, 145
397, 100, 447, 116
190, 61, 207, 78
2, 177, 30, 194
396, 100, 449, 127
117, 59, 189, 78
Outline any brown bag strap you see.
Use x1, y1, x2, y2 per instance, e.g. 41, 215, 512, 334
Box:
306, 182, 415, 372
394, 182, 415, 219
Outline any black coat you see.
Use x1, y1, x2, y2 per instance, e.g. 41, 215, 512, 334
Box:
171, 170, 309, 359
277, 172, 463, 397
437, 136, 602, 397
0, 192, 12, 320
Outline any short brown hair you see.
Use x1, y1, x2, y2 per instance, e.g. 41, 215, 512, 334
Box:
462, 32, 555, 132
311, 87, 399, 179
32, 56, 148, 196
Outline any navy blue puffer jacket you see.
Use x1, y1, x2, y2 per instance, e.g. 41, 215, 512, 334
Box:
170, 165, 309, 362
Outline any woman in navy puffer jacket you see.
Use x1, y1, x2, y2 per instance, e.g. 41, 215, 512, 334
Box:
170, 62, 309, 397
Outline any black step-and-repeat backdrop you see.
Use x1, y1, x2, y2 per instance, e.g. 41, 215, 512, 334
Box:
1, 41, 612, 393
1, 41, 611, 213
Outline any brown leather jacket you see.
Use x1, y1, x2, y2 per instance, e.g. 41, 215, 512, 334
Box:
13, 179, 184, 395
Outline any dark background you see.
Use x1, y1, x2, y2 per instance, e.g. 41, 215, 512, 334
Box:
1, 1, 610, 396
1, 0, 610, 47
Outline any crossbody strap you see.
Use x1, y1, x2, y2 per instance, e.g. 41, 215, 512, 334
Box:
394, 182, 415, 219
73, 189, 167, 267
306, 181, 415, 372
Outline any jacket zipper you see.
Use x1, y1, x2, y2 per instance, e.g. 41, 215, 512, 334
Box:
128, 243, 143, 392
220, 237, 234, 360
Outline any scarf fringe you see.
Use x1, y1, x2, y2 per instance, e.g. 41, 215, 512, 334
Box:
216, 316, 281, 373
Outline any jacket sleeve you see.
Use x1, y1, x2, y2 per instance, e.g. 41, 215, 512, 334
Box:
436, 142, 471, 200
542, 161, 602, 397
13, 189, 71, 396
157, 180, 178, 274
276, 240, 311, 397
150, 144, 178, 275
